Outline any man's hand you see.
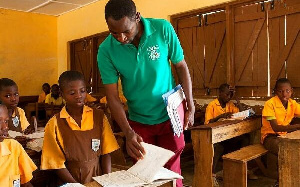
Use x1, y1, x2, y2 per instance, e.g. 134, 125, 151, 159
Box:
184, 107, 195, 130
125, 130, 145, 160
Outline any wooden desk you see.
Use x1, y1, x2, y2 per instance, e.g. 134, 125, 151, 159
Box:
190, 117, 261, 187
279, 130, 300, 187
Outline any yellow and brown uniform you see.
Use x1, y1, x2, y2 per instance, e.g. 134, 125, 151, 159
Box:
41, 105, 119, 184
0, 139, 37, 187
8, 107, 30, 132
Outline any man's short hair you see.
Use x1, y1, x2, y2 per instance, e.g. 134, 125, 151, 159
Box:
105, 0, 136, 20
0, 78, 17, 91
58, 71, 85, 91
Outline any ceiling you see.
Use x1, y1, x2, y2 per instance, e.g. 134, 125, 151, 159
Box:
0, 0, 100, 16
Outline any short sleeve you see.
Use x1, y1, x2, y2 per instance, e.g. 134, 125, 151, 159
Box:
294, 101, 300, 116
97, 46, 119, 84
40, 117, 66, 170
205, 103, 214, 124
101, 115, 119, 155
18, 143, 37, 184
262, 100, 276, 117
18, 108, 30, 131
164, 21, 184, 64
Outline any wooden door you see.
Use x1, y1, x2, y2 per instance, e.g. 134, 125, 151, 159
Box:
177, 10, 226, 96
70, 37, 94, 92
233, 2, 268, 96
269, 0, 300, 97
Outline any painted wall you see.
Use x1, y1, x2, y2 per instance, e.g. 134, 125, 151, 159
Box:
57, 0, 234, 76
0, 9, 57, 96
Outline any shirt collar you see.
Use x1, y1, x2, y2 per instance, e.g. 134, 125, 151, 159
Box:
274, 95, 293, 109
111, 16, 156, 45
0, 140, 11, 157
60, 105, 93, 119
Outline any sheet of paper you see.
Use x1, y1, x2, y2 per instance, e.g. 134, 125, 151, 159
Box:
127, 142, 175, 183
60, 183, 85, 187
93, 170, 146, 187
152, 167, 183, 181
8, 130, 23, 138
8, 131, 44, 139
26, 138, 44, 152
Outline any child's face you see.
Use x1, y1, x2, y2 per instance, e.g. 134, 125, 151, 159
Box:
43, 85, 51, 94
61, 80, 87, 108
219, 87, 232, 104
0, 85, 19, 110
51, 86, 60, 97
0, 107, 9, 142
275, 83, 292, 103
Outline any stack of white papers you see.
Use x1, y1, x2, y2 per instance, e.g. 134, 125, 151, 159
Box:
162, 85, 186, 137
93, 142, 183, 187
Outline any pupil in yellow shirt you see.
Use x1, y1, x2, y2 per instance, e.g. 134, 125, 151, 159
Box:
0, 104, 37, 187
0, 78, 33, 133
41, 71, 119, 184
38, 83, 51, 103
262, 78, 300, 155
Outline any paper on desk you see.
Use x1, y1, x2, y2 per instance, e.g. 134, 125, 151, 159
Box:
128, 142, 175, 183
60, 183, 85, 187
8, 130, 44, 139
231, 109, 255, 120
93, 143, 181, 187
26, 138, 43, 152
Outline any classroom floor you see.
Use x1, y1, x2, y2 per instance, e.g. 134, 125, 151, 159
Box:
180, 148, 277, 187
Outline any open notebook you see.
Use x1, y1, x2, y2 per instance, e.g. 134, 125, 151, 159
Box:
93, 142, 183, 187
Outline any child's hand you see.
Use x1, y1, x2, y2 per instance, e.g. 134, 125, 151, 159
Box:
23, 127, 35, 135
220, 112, 233, 119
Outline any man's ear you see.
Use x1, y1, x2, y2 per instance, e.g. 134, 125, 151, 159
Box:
135, 12, 141, 22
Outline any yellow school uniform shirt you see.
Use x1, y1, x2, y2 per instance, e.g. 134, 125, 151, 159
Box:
0, 139, 37, 186
205, 98, 239, 124
45, 94, 65, 105
261, 96, 300, 143
38, 92, 46, 103
85, 93, 97, 103
40, 105, 119, 170
12, 107, 30, 131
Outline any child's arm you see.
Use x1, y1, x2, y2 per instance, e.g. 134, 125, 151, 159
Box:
101, 154, 112, 174
269, 119, 300, 133
55, 168, 77, 183
208, 112, 233, 124
21, 182, 33, 187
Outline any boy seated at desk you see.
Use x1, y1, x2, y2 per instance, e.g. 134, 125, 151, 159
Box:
45, 84, 65, 106
0, 104, 37, 187
38, 83, 51, 103
0, 78, 34, 134
205, 83, 255, 186
261, 78, 300, 184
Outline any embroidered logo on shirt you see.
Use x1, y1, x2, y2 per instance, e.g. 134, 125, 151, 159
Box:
147, 45, 160, 60
91, 139, 100, 152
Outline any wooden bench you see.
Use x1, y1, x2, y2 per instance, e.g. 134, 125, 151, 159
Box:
222, 144, 268, 187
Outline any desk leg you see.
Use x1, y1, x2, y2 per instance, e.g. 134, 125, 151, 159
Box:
192, 130, 213, 187
223, 160, 247, 187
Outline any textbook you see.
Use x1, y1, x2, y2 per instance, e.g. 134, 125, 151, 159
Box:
162, 85, 186, 137
93, 142, 183, 187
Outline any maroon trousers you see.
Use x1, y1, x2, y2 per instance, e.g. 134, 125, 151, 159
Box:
129, 119, 185, 187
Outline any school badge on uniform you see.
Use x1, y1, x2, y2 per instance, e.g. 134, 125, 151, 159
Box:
13, 179, 20, 187
12, 116, 20, 127
147, 45, 160, 60
91, 139, 100, 152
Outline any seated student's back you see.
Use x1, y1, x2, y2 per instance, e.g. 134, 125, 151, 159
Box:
41, 71, 119, 184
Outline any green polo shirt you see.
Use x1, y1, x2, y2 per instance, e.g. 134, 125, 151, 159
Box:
97, 17, 184, 125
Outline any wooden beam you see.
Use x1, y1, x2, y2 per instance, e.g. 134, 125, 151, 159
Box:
226, 5, 235, 86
